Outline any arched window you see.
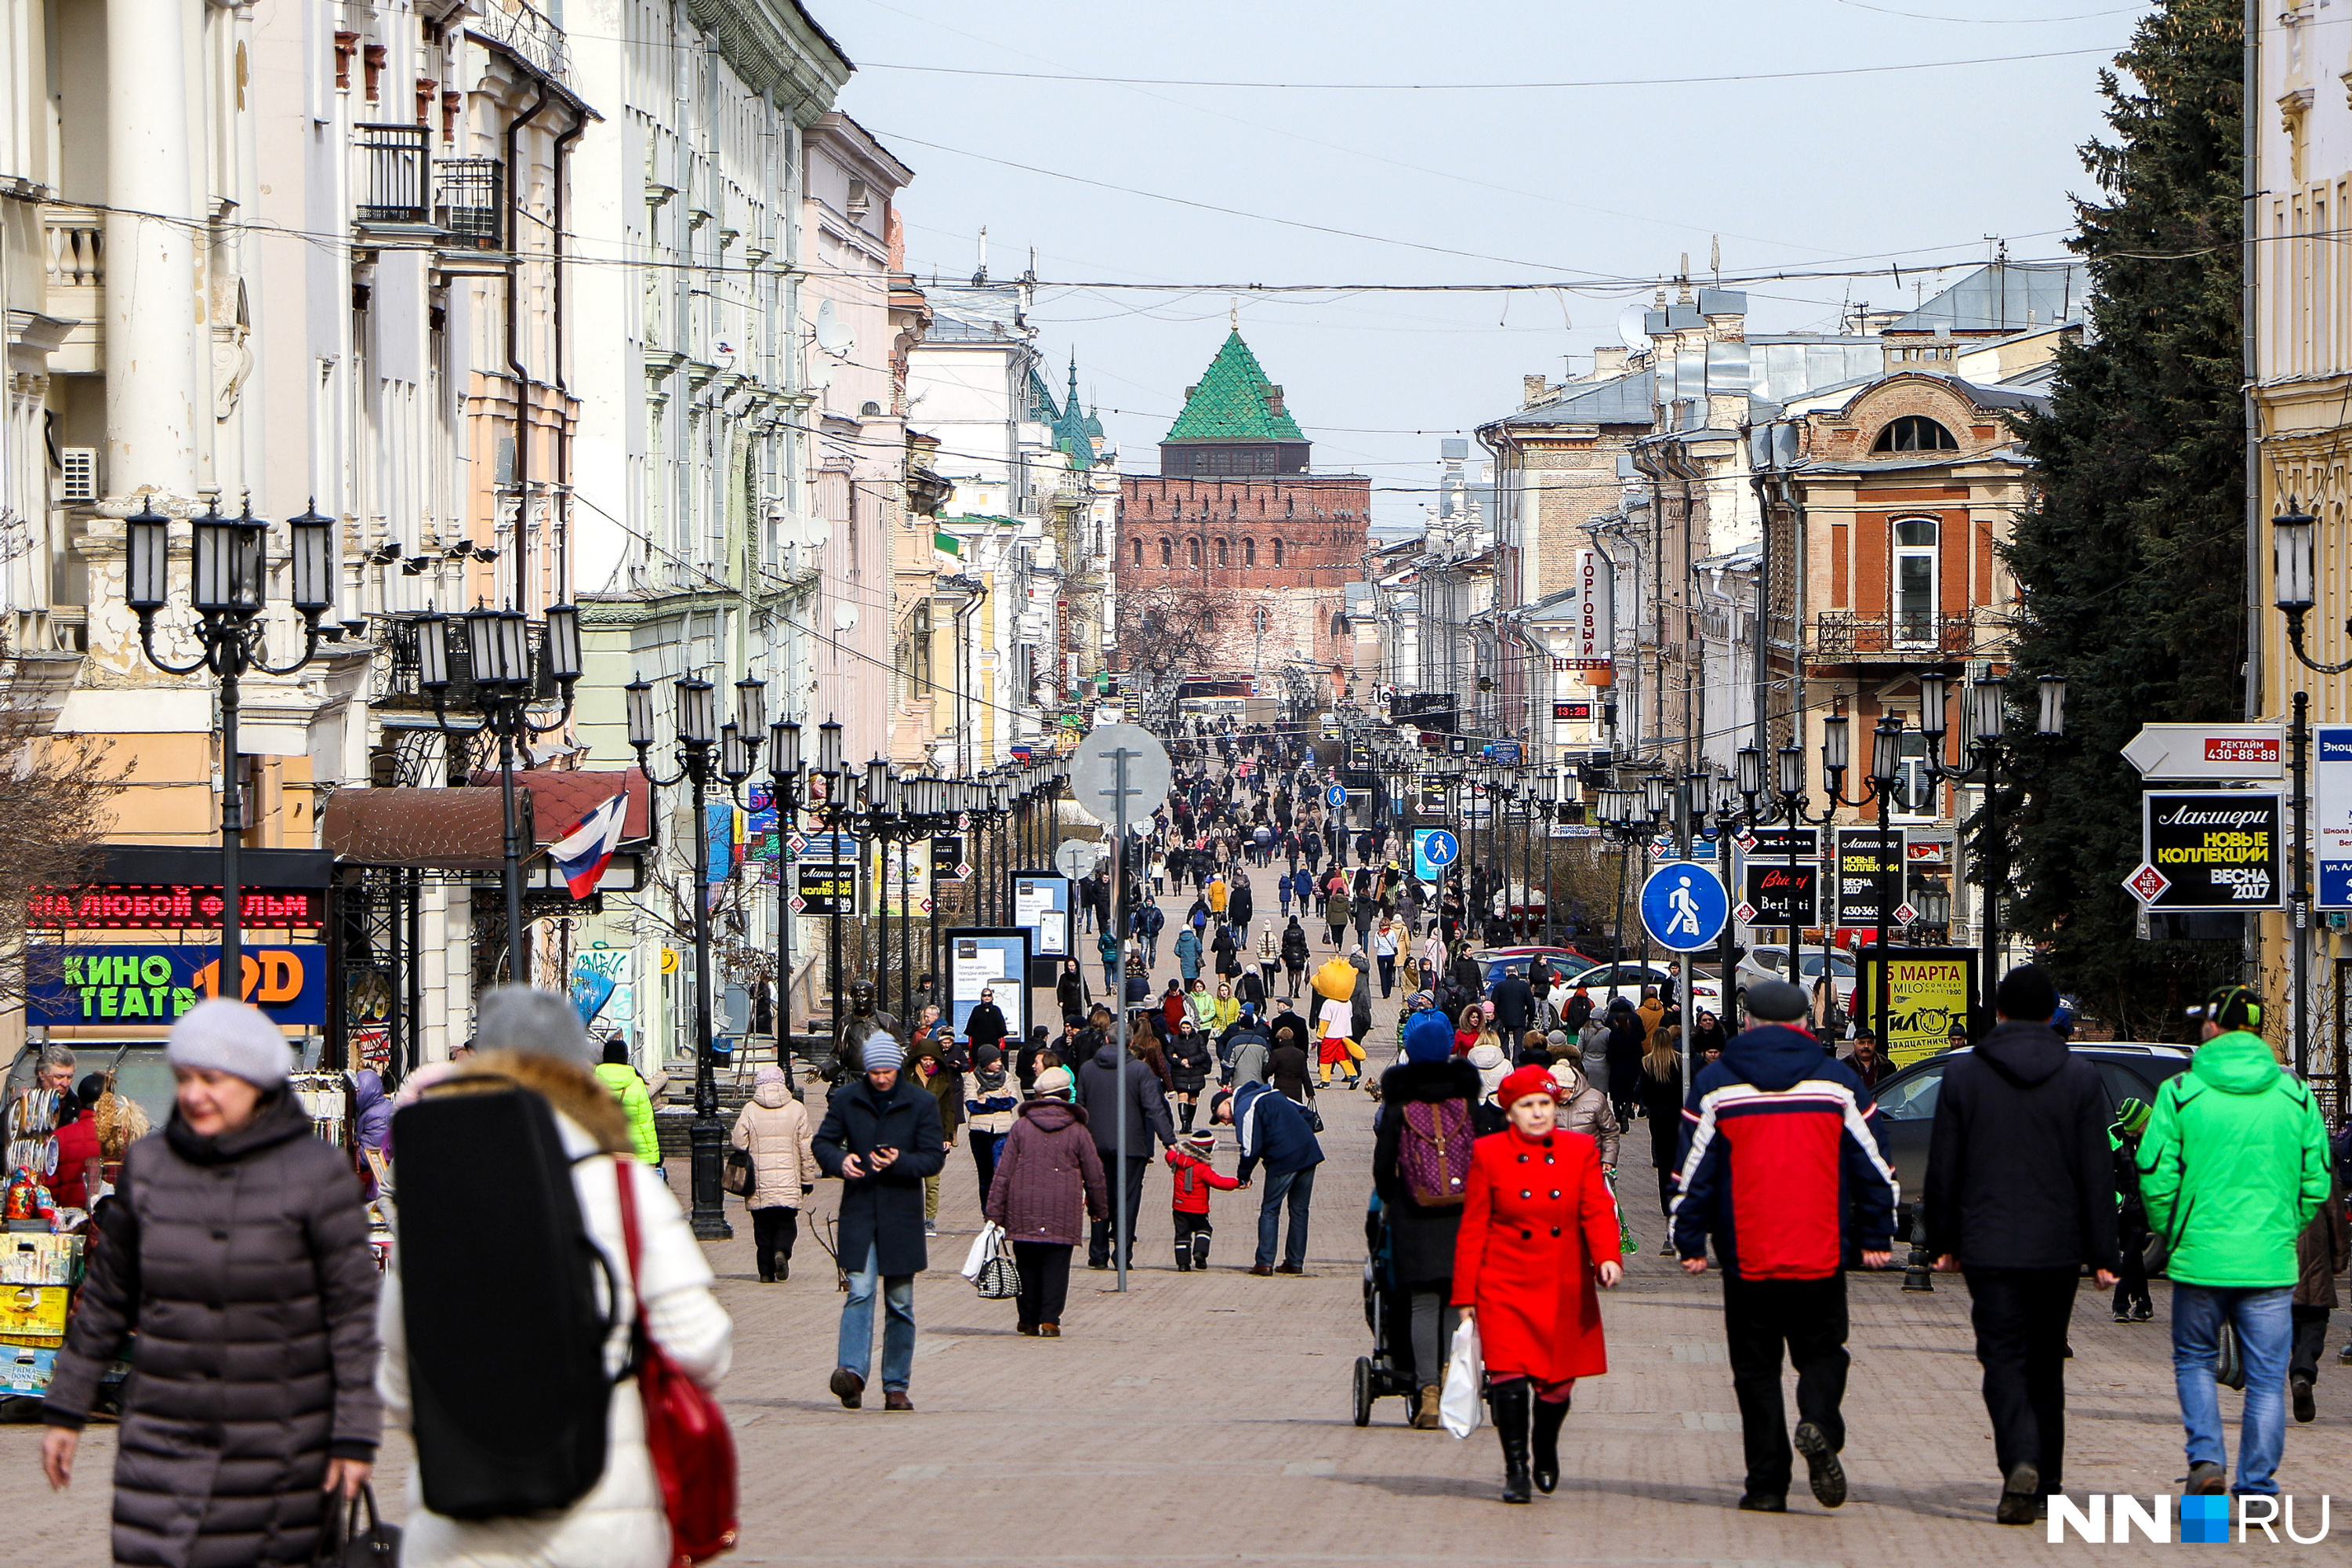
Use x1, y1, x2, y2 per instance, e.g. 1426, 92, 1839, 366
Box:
1215, 538, 1229, 567
1272, 539, 1285, 567
1243, 538, 1257, 566
1132, 538, 1145, 566
1188, 538, 1201, 566
1873, 416, 1958, 453
1160, 537, 1173, 566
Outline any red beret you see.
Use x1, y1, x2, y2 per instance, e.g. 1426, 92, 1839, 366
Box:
1498, 1065, 1559, 1107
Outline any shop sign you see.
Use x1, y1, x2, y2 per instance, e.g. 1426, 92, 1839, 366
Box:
1859, 946, 1977, 1069
27, 884, 325, 930
1835, 827, 1907, 927
1743, 860, 1820, 927
28, 943, 328, 1026
795, 862, 855, 916
2142, 790, 2282, 910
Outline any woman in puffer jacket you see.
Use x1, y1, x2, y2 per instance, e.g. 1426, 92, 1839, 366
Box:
732, 1062, 818, 1281
379, 987, 731, 1568
1544, 1033, 1622, 1171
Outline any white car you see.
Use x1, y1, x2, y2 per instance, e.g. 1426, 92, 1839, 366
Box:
1733, 945, 1856, 1011
1559, 961, 1722, 1014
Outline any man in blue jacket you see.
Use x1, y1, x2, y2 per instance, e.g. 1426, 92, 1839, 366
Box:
1674, 980, 1896, 1515
1232, 1070, 1325, 1275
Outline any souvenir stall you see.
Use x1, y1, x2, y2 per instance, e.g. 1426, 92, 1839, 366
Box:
0, 1076, 148, 1412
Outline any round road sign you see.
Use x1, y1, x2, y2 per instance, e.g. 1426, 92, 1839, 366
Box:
1421, 829, 1459, 867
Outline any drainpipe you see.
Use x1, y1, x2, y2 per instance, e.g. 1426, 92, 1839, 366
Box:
953, 581, 986, 775
550, 103, 587, 612
504, 81, 554, 607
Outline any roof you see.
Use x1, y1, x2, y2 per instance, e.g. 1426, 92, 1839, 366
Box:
1163, 332, 1308, 445
1494, 367, 1657, 429
1890, 261, 2087, 336
1053, 358, 1095, 470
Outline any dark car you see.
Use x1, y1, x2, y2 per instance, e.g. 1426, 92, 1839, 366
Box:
1871, 1041, 2193, 1221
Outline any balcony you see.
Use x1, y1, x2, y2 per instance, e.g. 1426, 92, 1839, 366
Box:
466, 0, 571, 83
435, 158, 503, 242
1811, 610, 1975, 662
355, 124, 431, 225
42, 206, 103, 373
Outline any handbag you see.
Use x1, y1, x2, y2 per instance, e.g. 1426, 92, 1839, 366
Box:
615, 1166, 739, 1566
720, 1146, 754, 1199
963, 1221, 1022, 1299
313, 1483, 401, 1566
1439, 1316, 1484, 1439
2216, 1320, 2246, 1392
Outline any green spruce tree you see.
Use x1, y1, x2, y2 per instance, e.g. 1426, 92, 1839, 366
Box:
2002, 0, 2244, 1035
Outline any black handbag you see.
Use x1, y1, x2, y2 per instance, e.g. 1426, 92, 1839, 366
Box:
721, 1146, 756, 1199
314, 1483, 401, 1566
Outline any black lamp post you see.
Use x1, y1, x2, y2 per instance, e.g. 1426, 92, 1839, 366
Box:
2270, 499, 2339, 1078
418, 601, 583, 982
625, 670, 731, 1240
1740, 739, 1838, 1009
125, 497, 336, 997
810, 718, 848, 1050
765, 717, 803, 1087
1917, 670, 2063, 1029
1820, 711, 1908, 1050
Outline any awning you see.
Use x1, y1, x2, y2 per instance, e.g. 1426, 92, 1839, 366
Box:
321, 789, 520, 871
466, 768, 652, 848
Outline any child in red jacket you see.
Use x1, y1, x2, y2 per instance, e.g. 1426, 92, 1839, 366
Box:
1167, 1128, 1240, 1272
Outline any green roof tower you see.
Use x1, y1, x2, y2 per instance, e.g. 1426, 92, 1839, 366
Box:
1159, 330, 1310, 477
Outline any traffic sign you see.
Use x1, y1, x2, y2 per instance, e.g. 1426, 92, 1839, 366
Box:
1421, 829, 1459, 867
1895, 902, 1919, 925
786, 833, 808, 855
788, 895, 808, 913
1071, 723, 1172, 828
1641, 862, 1729, 952
2123, 863, 2169, 904
2122, 723, 2285, 781
956, 863, 972, 878
1734, 902, 1758, 923
1327, 784, 1348, 807
1055, 839, 1105, 881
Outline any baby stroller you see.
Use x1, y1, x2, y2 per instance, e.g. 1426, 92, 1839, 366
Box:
1352, 1194, 1422, 1426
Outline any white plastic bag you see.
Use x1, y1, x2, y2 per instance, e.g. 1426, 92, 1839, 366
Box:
960, 1221, 1004, 1282
1439, 1314, 1484, 1439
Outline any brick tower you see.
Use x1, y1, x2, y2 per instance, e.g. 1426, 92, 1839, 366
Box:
1116, 331, 1370, 695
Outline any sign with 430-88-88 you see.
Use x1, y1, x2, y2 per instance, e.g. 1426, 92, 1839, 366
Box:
2141, 790, 2282, 910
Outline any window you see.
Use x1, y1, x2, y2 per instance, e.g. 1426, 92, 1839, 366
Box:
1215, 538, 1229, 567
1875, 1062, 1946, 1121
1873, 416, 1958, 453
1188, 538, 1201, 566
1132, 538, 1145, 566
1243, 538, 1256, 566
1896, 731, 1936, 815
1159, 537, 1172, 566
1893, 517, 1939, 643
1272, 539, 1285, 567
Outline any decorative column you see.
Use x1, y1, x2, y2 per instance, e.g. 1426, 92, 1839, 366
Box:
104, 0, 202, 506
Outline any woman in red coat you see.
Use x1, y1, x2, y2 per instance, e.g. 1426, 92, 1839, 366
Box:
1453, 1065, 1624, 1503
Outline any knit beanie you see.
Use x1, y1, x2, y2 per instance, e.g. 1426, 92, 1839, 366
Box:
477, 985, 593, 1065
755, 1064, 786, 1089
165, 998, 290, 1087
1402, 1008, 1454, 1065
1468, 1040, 1509, 1099
861, 1033, 906, 1073
1182, 1129, 1216, 1152
2114, 1097, 2153, 1138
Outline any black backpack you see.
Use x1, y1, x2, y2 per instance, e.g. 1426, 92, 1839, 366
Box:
393, 1086, 619, 1519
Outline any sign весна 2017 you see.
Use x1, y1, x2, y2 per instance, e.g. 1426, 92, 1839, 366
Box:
2143, 790, 2283, 909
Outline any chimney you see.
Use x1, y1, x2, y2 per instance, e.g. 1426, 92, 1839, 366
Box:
1591, 345, 1629, 378
1523, 374, 1552, 408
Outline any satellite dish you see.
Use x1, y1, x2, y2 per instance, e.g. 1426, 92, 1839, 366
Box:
815, 298, 855, 359
1616, 303, 1650, 352
832, 601, 858, 631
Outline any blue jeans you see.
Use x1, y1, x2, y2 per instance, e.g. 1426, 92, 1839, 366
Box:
838, 1243, 916, 1392
2172, 1282, 2292, 1494
1255, 1163, 1316, 1269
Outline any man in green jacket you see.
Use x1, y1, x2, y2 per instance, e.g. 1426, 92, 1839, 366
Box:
595, 1036, 664, 1171
2137, 985, 2332, 1497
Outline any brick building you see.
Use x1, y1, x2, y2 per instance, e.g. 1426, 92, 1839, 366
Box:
1116, 331, 1370, 693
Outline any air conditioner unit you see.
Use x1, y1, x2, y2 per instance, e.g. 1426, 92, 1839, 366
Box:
60, 448, 97, 503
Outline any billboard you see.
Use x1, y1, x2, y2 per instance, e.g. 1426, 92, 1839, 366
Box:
2142, 790, 2282, 910
30, 943, 329, 1028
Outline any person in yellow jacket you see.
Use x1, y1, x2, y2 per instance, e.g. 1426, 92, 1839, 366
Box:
595, 1036, 663, 1170
1208, 877, 1229, 919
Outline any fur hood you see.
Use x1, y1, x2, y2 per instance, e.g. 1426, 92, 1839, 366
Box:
431, 1049, 635, 1156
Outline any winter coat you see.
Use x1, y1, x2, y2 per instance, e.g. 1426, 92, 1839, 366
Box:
910, 1050, 965, 1139
1076, 1040, 1177, 1158
1269, 1043, 1313, 1103
380, 1052, 731, 1568
1168, 1032, 1214, 1095
1604, 1011, 1646, 1100
351, 1068, 393, 1155
1638, 1060, 1682, 1173
1562, 992, 1594, 1032
1371, 1059, 1482, 1288
2137, 1030, 2333, 1289
984, 1100, 1108, 1246
1326, 892, 1352, 934
1167, 1145, 1240, 1214
1057, 971, 1086, 1020
2296, 1172, 2349, 1309
1450, 1126, 1619, 1383
813, 1071, 948, 1276
1922, 1022, 2119, 1272
1227, 1033, 1270, 1089
731, 1079, 818, 1209
1211, 993, 1240, 1033
965, 1001, 1010, 1050
593, 1062, 662, 1167
44, 1093, 383, 1568
1229, 882, 1254, 929
964, 1070, 1019, 1139
1489, 974, 1535, 1036
1174, 928, 1204, 981
1552, 1062, 1621, 1168
1234, 1080, 1324, 1180
1280, 924, 1310, 969
1672, 1022, 1898, 1279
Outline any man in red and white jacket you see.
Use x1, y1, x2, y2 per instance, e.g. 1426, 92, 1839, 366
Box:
1671, 979, 1897, 1515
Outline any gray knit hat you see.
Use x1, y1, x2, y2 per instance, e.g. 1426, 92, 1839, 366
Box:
165, 998, 291, 1087
861, 1033, 906, 1073
476, 984, 593, 1064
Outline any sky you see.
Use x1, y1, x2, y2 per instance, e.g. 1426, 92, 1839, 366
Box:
819, 0, 2152, 530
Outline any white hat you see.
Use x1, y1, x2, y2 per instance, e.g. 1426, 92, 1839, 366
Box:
166, 999, 290, 1087
1468, 1040, 1509, 1099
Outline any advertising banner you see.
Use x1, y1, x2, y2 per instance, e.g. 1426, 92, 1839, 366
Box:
2142, 790, 2283, 910
1835, 828, 1907, 927
1744, 860, 1820, 927
29, 943, 329, 1028
1009, 870, 1073, 972
795, 862, 855, 916
1858, 946, 1977, 1068
2314, 731, 2352, 909
945, 928, 1031, 1044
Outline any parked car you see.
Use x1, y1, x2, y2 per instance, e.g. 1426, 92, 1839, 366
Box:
1471, 945, 1602, 989
1558, 960, 1722, 1013
1871, 1041, 2193, 1224
1733, 945, 1857, 1012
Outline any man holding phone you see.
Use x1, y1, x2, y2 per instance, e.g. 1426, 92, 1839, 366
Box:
814, 1034, 946, 1412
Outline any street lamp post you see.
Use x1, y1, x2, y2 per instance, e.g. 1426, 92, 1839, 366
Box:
812, 720, 848, 1051
626, 671, 731, 1241
2270, 499, 2343, 1080
417, 601, 584, 982
1820, 712, 1908, 1050
125, 498, 336, 996
766, 719, 804, 1088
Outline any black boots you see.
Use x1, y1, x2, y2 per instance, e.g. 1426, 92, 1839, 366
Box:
1179, 1102, 1197, 1134
1174, 1242, 1192, 1272
1491, 1379, 1533, 1504
1192, 1225, 1212, 1270
1532, 1392, 1570, 1494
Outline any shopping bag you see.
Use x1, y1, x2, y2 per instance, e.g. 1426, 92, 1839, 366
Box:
960, 1222, 1003, 1283
1603, 1167, 1636, 1261
1439, 1315, 1484, 1439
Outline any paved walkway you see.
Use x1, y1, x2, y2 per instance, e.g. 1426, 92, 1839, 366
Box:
8, 888, 2350, 1563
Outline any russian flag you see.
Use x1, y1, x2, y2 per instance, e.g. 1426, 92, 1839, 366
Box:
550, 793, 629, 898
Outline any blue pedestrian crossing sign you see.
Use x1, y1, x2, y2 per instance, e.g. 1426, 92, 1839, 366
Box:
1327, 784, 1348, 807
1417, 828, 1459, 875
1640, 862, 1728, 952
